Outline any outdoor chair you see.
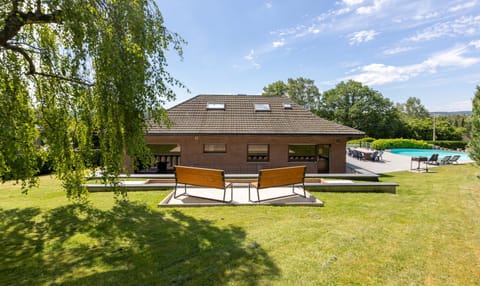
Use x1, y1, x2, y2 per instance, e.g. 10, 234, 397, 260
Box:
248, 166, 306, 202
447, 155, 460, 164
174, 165, 233, 202
376, 150, 384, 161
347, 147, 353, 157
440, 155, 451, 165
426, 154, 439, 165
352, 149, 364, 160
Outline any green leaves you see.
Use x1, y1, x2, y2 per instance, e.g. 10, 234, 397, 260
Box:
319, 80, 402, 138
262, 77, 320, 111
468, 86, 480, 165
1, 0, 185, 199
0, 53, 39, 191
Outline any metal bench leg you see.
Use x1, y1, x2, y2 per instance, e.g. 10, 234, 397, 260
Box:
173, 182, 187, 199
223, 184, 234, 203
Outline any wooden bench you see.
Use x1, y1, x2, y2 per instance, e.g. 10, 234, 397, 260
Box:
174, 166, 233, 202
249, 166, 306, 202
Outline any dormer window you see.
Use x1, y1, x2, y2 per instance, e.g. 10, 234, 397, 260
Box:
206, 102, 225, 110
254, 103, 270, 112
283, 103, 292, 109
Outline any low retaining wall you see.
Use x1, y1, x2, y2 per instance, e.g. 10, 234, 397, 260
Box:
84, 173, 397, 194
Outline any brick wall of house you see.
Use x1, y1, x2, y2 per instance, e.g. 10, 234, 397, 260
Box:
144, 134, 349, 173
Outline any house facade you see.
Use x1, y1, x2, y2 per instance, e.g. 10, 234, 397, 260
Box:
143, 95, 364, 174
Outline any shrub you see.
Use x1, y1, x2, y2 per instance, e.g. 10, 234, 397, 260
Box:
428, 140, 468, 150
370, 139, 431, 150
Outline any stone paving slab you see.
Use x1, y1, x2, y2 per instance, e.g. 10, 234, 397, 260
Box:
158, 186, 324, 207
347, 150, 473, 174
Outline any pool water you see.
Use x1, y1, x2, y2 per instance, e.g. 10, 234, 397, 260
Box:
389, 148, 471, 161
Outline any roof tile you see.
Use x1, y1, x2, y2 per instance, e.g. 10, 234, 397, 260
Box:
147, 95, 364, 136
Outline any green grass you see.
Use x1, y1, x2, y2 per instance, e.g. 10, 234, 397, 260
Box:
1, 165, 479, 285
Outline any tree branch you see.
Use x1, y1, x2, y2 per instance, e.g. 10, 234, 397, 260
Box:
0, 9, 62, 45
32, 71, 94, 87
0, 6, 93, 86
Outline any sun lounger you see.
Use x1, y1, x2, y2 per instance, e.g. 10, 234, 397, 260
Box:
447, 155, 460, 164
249, 166, 306, 202
440, 155, 451, 165
174, 166, 233, 202
426, 154, 439, 165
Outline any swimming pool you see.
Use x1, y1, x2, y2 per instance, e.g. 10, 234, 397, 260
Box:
389, 148, 471, 161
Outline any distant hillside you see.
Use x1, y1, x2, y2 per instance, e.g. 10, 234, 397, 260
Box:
431, 111, 472, 116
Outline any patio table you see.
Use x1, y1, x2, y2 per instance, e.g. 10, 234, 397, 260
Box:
411, 156, 429, 172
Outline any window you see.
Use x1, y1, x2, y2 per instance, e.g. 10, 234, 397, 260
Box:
148, 144, 181, 155
204, 144, 226, 153
288, 145, 317, 162
247, 144, 269, 162
254, 103, 271, 112
283, 103, 292, 109
206, 102, 225, 110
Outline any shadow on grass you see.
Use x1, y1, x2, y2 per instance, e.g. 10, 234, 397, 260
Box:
0, 202, 279, 285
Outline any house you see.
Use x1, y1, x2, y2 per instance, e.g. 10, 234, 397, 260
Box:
143, 94, 364, 174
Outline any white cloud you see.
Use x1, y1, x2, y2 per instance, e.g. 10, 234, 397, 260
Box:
349, 30, 378, 45
449, 1, 476, 12
425, 46, 479, 68
470, 39, 480, 48
413, 11, 440, 21
356, 0, 390, 14
244, 49, 261, 69
342, 0, 364, 6
409, 16, 480, 42
346, 46, 480, 85
265, 1, 273, 9
272, 38, 286, 48
383, 46, 415, 55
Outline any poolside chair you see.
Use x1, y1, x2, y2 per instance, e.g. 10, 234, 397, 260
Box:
426, 154, 439, 165
372, 150, 383, 161
352, 149, 364, 160
440, 155, 451, 165
347, 147, 353, 157
447, 155, 460, 164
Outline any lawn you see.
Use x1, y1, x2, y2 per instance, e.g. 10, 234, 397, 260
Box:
1, 164, 479, 285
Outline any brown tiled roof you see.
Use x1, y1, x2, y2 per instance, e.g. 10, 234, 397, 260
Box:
148, 94, 364, 136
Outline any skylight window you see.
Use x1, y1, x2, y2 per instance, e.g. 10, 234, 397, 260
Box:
206, 102, 225, 110
254, 103, 271, 112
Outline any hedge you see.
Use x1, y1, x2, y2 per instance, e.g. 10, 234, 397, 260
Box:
428, 140, 468, 150
370, 139, 432, 150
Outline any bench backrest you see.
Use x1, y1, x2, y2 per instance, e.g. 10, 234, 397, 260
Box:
257, 166, 306, 189
175, 165, 225, 189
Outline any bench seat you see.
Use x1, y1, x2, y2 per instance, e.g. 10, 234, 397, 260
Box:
249, 166, 306, 202
174, 166, 233, 202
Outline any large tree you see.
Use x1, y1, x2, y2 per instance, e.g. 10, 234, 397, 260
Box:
396, 97, 430, 119
468, 85, 480, 165
0, 0, 184, 199
262, 77, 320, 110
317, 80, 403, 138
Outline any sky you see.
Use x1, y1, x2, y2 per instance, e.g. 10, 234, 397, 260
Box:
157, 0, 480, 112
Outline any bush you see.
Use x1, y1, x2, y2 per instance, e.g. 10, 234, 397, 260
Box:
428, 140, 468, 150
370, 139, 431, 150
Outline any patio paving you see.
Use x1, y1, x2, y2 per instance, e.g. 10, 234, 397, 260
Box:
158, 185, 324, 207
347, 150, 473, 174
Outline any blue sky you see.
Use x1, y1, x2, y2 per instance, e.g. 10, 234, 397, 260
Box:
157, 0, 480, 112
